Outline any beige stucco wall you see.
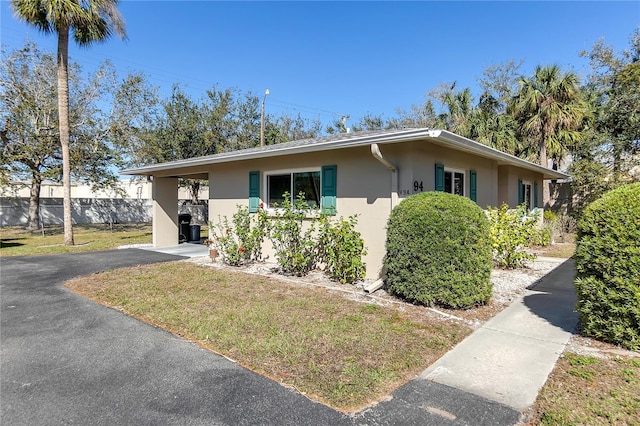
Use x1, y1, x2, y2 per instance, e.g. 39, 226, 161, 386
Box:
204, 139, 526, 279
152, 177, 179, 246
207, 146, 393, 278
145, 137, 549, 278
497, 165, 543, 208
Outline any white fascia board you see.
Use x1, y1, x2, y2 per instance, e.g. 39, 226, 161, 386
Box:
427, 129, 569, 180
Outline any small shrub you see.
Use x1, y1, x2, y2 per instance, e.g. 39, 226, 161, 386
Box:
531, 225, 552, 247
543, 210, 558, 223
268, 192, 319, 276
554, 213, 577, 242
487, 203, 538, 268
210, 205, 268, 266
384, 192, 493, 309
574, 182, 640, 350
318, 214, 367, 284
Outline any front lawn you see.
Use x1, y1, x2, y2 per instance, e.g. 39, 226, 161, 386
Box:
66, 261, 469, 411
527, 350, 640, 425
0, 224, 153, 256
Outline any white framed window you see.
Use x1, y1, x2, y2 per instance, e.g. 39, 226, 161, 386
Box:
265, 168, 321, 209
444, 168, 465, 196
521, 181, 533, 210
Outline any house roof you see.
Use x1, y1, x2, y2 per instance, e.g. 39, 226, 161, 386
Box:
120, 128, 569, 180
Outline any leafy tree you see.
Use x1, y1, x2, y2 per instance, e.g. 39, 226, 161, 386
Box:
510, 65, 588, 206
11, 0, 126, 245
351, 114, 387, 132
580, 29, 640, 182
264, 113, 321, 144
109, 71, 161, 168
0, 43, 58, 230
325, 116, 350, 134
391, 99, 440, 129
127, 85, 266, 203
430, 83, 476, 137
472, 60, 523, 155
1, 43, 132, 230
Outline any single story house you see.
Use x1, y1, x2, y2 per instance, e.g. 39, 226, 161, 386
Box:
121, 128, 568, 279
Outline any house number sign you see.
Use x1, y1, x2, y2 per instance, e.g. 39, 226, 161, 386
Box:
413, 181, 424, 192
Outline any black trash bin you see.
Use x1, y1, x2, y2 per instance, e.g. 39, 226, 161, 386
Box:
178, 213, 191, 242
189, 224, 201, 242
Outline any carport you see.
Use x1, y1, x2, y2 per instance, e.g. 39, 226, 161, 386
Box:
121, 164, 210, 247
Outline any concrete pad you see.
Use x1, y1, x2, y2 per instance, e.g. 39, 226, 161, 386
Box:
140, 242, 208, 258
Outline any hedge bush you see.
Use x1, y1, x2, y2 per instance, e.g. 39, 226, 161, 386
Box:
486, 203, 538, 268
574, 183, 640, 350
384, 192, 493, 309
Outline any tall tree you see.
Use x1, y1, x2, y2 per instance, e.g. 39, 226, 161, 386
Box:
391, 100, 439, 129
264, 113, 321, 144
510, 65, 587, 206
11, 0, 126, 245
1, 43, 58, 230
1, 42, 139, 230
581, 29, 640, 182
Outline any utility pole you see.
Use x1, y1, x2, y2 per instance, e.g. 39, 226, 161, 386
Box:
260, 89, 270, 146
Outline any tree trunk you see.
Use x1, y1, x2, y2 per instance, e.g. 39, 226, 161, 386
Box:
540, 139, 551, 209
190, 180, 200, 205
57, 27, 74, 245
26, 172, 42, 231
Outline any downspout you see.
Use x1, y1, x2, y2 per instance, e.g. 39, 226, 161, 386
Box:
368, 143, 398, 294
370, 143, 398, 209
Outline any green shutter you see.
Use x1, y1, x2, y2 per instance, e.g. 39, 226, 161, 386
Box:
435, 163, 445, 191
321, 165, 337, 215
249, 171, 260, 212
534, 181, 539, 208
469, 170, 477, 203
517, 179, 523, 205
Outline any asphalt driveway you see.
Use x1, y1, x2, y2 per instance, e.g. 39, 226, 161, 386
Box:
1, 249, 520, 425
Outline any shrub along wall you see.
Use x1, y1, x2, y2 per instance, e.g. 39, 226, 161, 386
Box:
574, 182, 640, 350
384, 192, 493, 309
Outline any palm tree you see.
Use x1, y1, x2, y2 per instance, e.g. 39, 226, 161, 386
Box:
11, 0, 126, 245
438, 86, 476, 137
510, 65, 587, 206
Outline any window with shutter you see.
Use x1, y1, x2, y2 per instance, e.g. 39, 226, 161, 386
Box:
435, 163, 444, 191
321, 165, 337, 215
249, 171, 260, 212
470, 170, 477, 202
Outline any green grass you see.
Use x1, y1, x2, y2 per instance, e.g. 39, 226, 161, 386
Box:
0, 224, 154, 256
530, 352, 640, 425
66, 261, 469, 411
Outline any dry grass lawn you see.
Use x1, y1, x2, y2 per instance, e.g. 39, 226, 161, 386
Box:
526, 350, 640, 425
66, 261, 469, 411
0, 224, 153, 256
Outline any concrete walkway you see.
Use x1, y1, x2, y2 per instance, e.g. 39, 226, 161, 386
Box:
420, 258, 579, 412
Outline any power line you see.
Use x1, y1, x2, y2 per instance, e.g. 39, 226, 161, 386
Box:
2, 28, 352, 123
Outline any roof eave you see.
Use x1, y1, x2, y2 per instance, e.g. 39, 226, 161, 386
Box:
120, 128, 569, 180
428, 129, 569, 180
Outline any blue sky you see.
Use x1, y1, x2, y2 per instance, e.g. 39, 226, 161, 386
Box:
2, 1, 639, 129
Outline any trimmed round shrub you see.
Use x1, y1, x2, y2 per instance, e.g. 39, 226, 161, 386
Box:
384, 192, 493, 309
574, 182, 640, 350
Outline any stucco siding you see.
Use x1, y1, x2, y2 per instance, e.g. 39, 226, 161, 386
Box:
205, 141, 519, 279
497, 165, 544, 208
207, 146, 393, 278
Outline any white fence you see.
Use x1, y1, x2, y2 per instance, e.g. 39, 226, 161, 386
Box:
0, 197, 207, 227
